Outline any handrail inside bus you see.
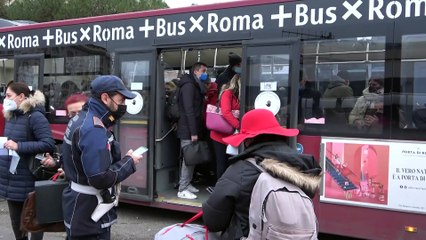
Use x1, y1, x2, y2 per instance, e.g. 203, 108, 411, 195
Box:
155, 125, 177, 142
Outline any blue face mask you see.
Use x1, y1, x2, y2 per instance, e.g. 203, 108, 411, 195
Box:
233, 66, 242, 74
199, 73, 208, 81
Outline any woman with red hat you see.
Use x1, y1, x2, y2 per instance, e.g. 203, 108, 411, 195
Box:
202, 108, 322, 240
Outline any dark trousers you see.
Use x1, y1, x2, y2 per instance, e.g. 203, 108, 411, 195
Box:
7, 200, 44, 240
212, 140, 229, 180
66, 227, 110, 240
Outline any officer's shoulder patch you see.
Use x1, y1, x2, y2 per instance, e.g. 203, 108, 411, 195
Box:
93, 116, 105, 128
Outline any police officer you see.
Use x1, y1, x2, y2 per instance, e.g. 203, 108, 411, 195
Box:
61, 75, 142, 240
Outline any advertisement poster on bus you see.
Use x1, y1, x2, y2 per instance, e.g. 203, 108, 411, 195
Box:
321, 138, 426, 214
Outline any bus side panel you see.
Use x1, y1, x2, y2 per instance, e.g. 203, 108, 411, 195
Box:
299, 136, 426, 239
317, 203, 425, 239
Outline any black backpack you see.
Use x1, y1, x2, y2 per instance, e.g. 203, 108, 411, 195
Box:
165, 85, 181, 123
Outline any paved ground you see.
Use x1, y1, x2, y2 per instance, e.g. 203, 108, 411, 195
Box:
0, 199, 358, 239
0, 199, 195, 240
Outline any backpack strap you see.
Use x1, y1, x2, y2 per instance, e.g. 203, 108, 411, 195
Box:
247, 158, 269, 232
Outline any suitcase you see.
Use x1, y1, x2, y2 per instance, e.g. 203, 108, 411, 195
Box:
155, 211, 219, 240
35, 177, 68, 224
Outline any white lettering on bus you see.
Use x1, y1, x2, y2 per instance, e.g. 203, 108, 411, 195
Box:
370, 0, 426, 20
207, 13, 264, 33
156, 18, 186, 37
55, 29, 78, 45
296, 4, 337, 26
387, 1, 403, 19
406, 0, 426, 17
326, 7, 337, 23
252, 14, 264, 29
7, 34, 39, 49
93, 25, 134, 42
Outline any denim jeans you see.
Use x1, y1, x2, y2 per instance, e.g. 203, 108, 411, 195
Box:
179, 139, 195, 192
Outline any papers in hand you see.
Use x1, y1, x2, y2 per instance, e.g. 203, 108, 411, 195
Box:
9, 150, 20, 174
0, 137, 7, 149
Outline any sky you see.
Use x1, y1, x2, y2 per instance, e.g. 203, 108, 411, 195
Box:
164, 0, 240, 8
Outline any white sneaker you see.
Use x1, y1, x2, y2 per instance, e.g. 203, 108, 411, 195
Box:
187, 184, 199, 193
177, 190, 197, 199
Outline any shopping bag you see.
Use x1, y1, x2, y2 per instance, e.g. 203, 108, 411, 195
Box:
205, 104, 239, 134
155, 211, 219, 240
182, 141, 212, 166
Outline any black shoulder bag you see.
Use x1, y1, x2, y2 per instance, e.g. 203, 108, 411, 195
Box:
25, 113, 57, 180
182, 140, 212, 166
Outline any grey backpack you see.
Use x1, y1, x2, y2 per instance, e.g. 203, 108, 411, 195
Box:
246, 159, 318, 240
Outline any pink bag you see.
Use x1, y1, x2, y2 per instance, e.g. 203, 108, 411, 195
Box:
206, 104, 239, 134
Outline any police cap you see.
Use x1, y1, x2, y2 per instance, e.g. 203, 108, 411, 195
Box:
90, 75, 136, 99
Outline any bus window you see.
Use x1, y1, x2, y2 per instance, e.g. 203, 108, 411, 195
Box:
0, 59, 14, 101
401, 34, 426, 130
300, 36, 386, 137
16, 59, 40, 89
44, 47, 109, 124
246, 52, 290, 126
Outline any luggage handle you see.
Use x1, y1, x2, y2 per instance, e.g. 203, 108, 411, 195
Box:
51, 172, 62, 181
180, 211, 210, 240
180, 211, 203, 227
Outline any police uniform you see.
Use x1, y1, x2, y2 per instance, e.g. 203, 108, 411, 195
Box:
61, 76, 137, 239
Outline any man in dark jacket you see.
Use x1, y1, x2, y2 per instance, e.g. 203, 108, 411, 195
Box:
61, 75, 142, 239
216, 52, 241, 92
177, 62, 208, 199
202, 109, 322, 239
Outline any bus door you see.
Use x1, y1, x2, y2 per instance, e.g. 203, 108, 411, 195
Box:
14, 54, 44, 91
242, 39, 300, 148
115, 50, 156, 202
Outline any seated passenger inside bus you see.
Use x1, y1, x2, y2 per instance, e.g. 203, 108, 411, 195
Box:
348, 77, 384, 131
322, 74, 354, 126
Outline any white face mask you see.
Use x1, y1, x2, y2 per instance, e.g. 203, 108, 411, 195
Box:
3, 98, 18, 111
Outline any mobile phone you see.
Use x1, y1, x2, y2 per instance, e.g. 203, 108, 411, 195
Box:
133, 146, 148, 156
35, 153, 45, 160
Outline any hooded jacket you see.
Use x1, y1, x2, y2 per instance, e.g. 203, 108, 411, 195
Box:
348, 87, 384, 126
62, 97, 136, 237
202, 141, 322, 239
177, 73, 206, 139
323, 76, 354, 99
0, 90, 55, 201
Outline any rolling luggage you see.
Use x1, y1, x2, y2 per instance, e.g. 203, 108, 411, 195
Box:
154, 211, 219, 240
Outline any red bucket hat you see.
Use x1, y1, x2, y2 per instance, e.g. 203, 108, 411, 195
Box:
223, 109, 299, 147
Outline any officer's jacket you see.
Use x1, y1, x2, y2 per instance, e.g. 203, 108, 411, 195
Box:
62, 97, 136, 237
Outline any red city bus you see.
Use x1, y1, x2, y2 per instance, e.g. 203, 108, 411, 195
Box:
0, 0, 425, 239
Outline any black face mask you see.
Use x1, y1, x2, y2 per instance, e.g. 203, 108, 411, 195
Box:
105, 96, 127, 125
111, 104, 127, 121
